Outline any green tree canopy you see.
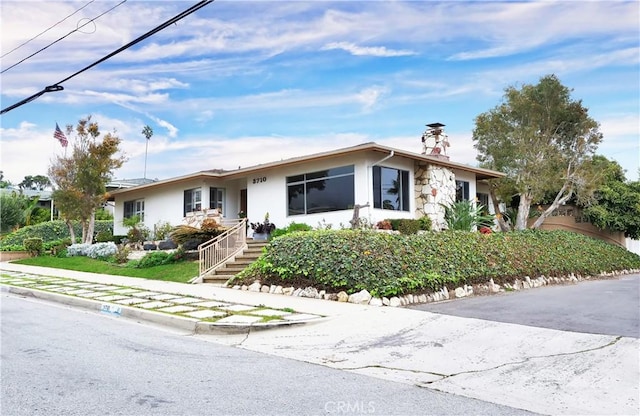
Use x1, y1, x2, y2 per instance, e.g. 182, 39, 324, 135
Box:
0, 192, 26, 233
473, 74, 603, 230
18, 175, 51, 190
578, 157, 640, 239
48, 117, 126, 244
0, 171, 12, 189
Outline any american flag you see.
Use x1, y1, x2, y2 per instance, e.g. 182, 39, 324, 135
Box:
54, 123, 68, 147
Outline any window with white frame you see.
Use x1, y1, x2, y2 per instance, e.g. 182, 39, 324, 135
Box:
183, 188, 201, 216
456, 180, 470, 202
476, 192, 490, 212
209, 187, 225, 212
373, 166, 410, 211
123, 199, 145, 222
287, 165, 354, 215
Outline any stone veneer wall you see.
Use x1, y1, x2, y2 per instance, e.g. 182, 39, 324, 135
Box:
414, 162, 456, 230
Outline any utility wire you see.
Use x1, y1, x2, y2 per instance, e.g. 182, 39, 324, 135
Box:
1, 0, 214, 115
1, 0, 96, 59
2, 0, 128, 74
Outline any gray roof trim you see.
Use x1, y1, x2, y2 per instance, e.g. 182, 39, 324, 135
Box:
108, 142, 505, 196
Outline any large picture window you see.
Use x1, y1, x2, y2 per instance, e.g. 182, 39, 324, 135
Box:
373, 166, 409, 211
287, 165, 354, 216
183, 188, 201, 216
124, 199, 144, 221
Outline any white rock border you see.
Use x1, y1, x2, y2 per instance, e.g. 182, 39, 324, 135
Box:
228, 269, 640, 307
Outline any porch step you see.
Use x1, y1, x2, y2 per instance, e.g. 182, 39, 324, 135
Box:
201, 239, 269, 284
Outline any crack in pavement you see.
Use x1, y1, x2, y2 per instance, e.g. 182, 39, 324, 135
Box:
336, 335, 624, 385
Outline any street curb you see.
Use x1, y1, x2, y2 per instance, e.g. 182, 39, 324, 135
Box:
2, 285, 201, 331
1, 284, 328, 335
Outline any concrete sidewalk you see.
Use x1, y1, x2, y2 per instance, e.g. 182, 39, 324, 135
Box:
1, 262, 638, 415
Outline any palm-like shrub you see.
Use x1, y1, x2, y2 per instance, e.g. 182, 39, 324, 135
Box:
443, 200, 494, 231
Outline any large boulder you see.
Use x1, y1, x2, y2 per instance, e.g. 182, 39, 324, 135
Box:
158, 239, 178, 250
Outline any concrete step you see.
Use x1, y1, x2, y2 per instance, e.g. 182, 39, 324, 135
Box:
225, 259, 257, 267
202, 274, 234, 284
200, 239, 269, 283
216, 266, 246, 274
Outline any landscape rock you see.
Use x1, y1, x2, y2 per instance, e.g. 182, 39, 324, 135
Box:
143, 242, 158, 251
369, 298, 383, 307
337, 291, 349, 302
282, 287, 295, 296
158, 240, 177, 250
348, 289, 372, 305
389, 297, 401, 307
248, 282, 261, 292
301, 287, 318, 298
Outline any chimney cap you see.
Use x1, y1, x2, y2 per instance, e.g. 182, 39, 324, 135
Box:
426, 122, 445, 128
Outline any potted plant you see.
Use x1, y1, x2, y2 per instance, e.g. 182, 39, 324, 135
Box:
250, 212, 276, 240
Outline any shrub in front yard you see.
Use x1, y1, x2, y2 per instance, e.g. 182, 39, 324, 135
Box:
23, 238, 44, 256
126, 247, 185, 268
67, 242, 118, 260
231, 229, 640, 298
0, 220, 113, 250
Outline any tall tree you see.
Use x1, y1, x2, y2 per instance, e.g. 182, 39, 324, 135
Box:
0, 171, 11, 188
18, 175, 51, 190
473, 74, 603, 230
142, 125, 153, 180
48, 117, 126, 244
0, 192, 26, 232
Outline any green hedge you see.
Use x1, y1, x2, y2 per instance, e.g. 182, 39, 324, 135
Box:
232, 229, 640, 298
0, 220, 113, 250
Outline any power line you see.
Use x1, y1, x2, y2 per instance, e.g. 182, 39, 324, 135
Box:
0, 0, 214, 115
1, 0, 96, 59
2, 0, 128, 74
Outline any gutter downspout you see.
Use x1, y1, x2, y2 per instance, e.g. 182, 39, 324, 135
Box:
366, 150, 395, 217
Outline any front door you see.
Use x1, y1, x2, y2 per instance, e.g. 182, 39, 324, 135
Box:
240, 189, 247, 217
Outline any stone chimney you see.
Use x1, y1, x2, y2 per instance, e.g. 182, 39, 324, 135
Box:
421, 122, 450, 160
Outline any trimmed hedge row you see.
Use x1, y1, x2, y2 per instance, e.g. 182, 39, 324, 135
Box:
0, 220, 113, 250
232, 229, 640, 297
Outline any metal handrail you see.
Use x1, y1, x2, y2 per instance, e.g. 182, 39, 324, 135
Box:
198, 218, 247, 279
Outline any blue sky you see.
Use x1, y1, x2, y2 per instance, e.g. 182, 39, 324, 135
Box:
1, 0, 638, 186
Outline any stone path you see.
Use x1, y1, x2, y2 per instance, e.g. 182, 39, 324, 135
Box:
0, 271, 324, 330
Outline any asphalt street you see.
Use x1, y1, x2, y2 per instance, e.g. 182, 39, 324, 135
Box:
2, 263, 638, 415
408, 274, 640, 338
1, 294, 533, 416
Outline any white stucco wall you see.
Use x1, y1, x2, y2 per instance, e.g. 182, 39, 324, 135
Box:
112, 149, 495, 237
245, 151, 416, 232
113, 177, 246, 236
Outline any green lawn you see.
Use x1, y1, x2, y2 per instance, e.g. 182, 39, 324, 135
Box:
13, 255, 199, 283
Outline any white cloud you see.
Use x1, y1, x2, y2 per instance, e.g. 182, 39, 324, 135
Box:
321, 42, 417, 57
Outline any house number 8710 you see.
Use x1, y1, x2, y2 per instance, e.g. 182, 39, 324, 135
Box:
253, 177, 267, 184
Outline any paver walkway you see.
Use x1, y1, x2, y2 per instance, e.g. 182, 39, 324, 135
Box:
0, 270, 324, 332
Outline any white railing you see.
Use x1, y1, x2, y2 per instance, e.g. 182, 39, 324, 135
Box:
198, 218, 247, 279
